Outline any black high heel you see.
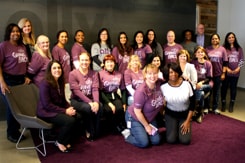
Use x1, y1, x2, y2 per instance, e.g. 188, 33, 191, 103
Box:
55, 141, 69, 153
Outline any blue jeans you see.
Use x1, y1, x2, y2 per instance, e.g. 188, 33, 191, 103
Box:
125, 110, 161, 148
195, 84, 212, 109
1, 73, 25, 137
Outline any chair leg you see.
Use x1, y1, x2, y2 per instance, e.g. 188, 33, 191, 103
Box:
15, 128, 52, 157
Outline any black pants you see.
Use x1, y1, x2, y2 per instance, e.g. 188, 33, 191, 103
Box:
70, 99, 102, 137
103, 98, 125, 130
41, 113, 81, 145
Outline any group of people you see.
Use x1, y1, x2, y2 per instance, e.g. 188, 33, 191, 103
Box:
0, 17, 244, 152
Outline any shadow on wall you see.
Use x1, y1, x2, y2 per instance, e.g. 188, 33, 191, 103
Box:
7, 11, 44, 39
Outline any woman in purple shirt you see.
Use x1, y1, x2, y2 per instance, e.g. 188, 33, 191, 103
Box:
52, 30, 72, 102
206, 34, 228, 114
192, 46, 213, 123
99, 54, 127, 133
69, 52, 102, 141
122, 64, 165, 148
0, 23, 30, 143
221, 32, 244, 112
112, 32, 133, 73
132, 31, 152, 68
28, 35, 52, 87
71, 30, 88, 69
37, 60, 81, 153
124, 55, 144, 106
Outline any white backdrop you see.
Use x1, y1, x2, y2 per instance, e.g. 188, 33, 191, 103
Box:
217, 0, 245, 88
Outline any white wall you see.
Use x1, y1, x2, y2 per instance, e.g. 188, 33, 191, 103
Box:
217, 0, 245, 88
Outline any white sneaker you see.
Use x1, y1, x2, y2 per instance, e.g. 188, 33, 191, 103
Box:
203, 109, 209, 114
214, 109, 220, 115
121, 129, 130, 139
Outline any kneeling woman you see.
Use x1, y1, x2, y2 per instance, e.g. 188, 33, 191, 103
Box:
123, 64, 165, 148
69, 52, 102, 141
37, 61, 82, 152
161, 62, 195, 145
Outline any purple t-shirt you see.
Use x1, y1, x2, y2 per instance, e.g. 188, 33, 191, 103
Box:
206, 46, 228, 77
69, 69, 99, 103
71, 42, 87, 63
133, 44, 152, 68
52, 45, 71, 83
99, 69, 125, 93
226, 47, 244, 77
163, 43, 183, 64
192, 60, 213, 82
124, 69, 144, 90
127, 80, 164, 122
28, 52, 51, 87
0, 41, 28, 75
112, 46, 131, 73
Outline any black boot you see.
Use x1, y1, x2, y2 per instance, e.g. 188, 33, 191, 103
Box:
229, 101, 234, 113
195, 101, 203, 124
221, 100, 226, 112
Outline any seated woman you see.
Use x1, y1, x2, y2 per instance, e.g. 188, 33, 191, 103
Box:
122, 64, 165, 148
27, 35, 52, 87
149, 53, 164, 81
69, 52, 102, 141
99, 54, 127, 133
37, 60, 82, 153
161, 62, 195, 145
191, 46, 213, 123
124, 55, 144, 106
177, 49, 197, 90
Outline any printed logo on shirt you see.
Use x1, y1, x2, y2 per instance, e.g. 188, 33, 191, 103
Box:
100, 48, 111, 55
151, 92, 164, 108
80, 79, 92, 95
119, 54, 130, 63
12, 50, 28, 63
104, 77, 120, 92
62, 52, 70, 65
229, 52, 239, 63
132, 79, 144, 89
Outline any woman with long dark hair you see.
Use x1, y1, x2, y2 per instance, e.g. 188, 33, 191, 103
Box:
221, 32, 244, 112
132, 31, 152, 68
112, 31, 133, 73
145, 29, 163, 61
91, 28, 112, 71
37, 60, 82, 153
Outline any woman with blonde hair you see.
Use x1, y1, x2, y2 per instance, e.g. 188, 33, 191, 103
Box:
124, 55, 144, 105
18, 18, 36, 60
27, 35, 52, 87
122, 63, 164, 148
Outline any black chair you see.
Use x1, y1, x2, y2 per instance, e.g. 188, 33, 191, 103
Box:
5, 83, 53, 156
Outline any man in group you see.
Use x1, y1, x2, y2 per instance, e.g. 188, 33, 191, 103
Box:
195, 23, 210, 48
